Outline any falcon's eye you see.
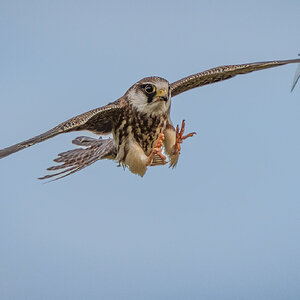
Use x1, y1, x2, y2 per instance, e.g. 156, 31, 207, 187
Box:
144, 84, 155, 94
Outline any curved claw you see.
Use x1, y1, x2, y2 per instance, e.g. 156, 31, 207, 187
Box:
147, 133, 167, 166
174, 120, 196, 153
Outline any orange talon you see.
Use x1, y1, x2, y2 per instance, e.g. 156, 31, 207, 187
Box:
147, 133, 167, 166
174, 120, 196, 154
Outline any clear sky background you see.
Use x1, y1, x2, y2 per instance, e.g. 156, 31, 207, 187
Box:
1, 0, 300, 299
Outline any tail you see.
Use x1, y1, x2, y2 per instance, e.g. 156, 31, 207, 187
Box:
38, 136, 117, 181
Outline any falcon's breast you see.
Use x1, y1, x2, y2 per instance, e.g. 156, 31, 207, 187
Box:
113, 105, 168, 161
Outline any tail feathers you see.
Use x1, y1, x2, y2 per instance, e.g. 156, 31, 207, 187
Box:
0, 127, 62, 159
39, 136, 117, 181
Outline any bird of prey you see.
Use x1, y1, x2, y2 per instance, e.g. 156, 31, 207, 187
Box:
1, 58, 300, 181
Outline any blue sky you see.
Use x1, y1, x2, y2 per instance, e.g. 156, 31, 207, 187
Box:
1, 0, 300, 299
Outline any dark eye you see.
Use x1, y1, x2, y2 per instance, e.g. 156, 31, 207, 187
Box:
144, 84, 155, 94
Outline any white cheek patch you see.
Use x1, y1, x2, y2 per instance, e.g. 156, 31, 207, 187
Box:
128, 89, 170, 115
128, 90, 148, 111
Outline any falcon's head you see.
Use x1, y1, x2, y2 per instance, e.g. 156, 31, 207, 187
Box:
126, 76, 171, 115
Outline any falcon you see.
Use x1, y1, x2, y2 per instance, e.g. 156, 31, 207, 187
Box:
1, 58, 300, 181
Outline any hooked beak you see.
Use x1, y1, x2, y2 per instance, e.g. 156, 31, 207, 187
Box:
154, 89, 169, 102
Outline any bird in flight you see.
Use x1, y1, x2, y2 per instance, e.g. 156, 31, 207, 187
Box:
1, 58, 300, 181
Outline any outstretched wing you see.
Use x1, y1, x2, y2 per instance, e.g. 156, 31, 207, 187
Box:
39, 136, 117, 181
291, 62, 300, 92
0, 98, 124, 159
170, 58, 300, 97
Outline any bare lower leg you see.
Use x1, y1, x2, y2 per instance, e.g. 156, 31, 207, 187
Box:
174, 120, 196, 153
147, 133, 167, 165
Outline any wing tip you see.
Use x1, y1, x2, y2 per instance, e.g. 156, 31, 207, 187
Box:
291, 54, 300, 93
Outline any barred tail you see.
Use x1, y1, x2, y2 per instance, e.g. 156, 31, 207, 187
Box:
39, 136, 117, 181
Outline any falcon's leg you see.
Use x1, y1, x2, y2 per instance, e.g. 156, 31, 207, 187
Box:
123, 133, 166, 177
174, 120, 196, 152
164, 120, 196, 167
147, 133, 167, 166
123, 141, 148, 176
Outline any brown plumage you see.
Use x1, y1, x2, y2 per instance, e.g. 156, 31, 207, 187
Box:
38, 137, 117, 181
0, 58, 300, 180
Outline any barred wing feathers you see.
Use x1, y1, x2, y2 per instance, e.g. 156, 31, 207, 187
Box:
170, 58, 300, 97
0, 99, 123, 159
